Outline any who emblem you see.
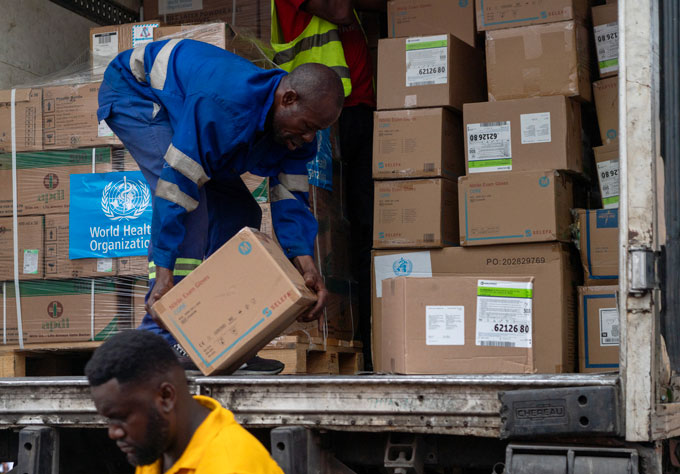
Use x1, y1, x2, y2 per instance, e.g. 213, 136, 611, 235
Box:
101, 176, 151, 221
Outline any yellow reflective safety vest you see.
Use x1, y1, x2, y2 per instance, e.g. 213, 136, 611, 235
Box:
270, 0, 352, 97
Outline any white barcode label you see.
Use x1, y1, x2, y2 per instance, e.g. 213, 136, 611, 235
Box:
596, 159, 620, 208
594, 22, 619, 75
520, 112, 551, 144
426, 306, 465, 346
599, 307, 620, 346
93, 31, 119, 71
98, 120, 114, 138
405, 35, 448, 87
467, 121, 512, 173
23, 249, 39, 275
476, 280, 533, 348
423, 233, 434, 242
97, 258, 114, 273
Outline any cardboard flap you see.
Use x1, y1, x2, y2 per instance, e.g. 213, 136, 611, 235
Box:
0, 89, 32, 105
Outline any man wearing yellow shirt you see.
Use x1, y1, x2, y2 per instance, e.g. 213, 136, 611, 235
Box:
86, 331, 283, 474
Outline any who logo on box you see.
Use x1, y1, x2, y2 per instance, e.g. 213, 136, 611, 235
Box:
69, 171, 153, 260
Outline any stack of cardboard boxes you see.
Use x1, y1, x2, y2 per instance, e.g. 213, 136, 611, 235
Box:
373, 0, 619, 375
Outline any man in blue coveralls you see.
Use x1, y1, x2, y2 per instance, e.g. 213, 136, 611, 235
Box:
98, 38, 345, 374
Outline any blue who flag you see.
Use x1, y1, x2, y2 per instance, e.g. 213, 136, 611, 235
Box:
69, 171, 152, 259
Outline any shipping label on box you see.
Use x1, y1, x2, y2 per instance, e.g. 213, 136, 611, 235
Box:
373, 108, 464, 179
373, 178, 458, 248
575, 208, 619, 285
371, 242, 577, 373
153, 227, 317, 375
578, 286, 619, 373
463, 96, 582, 174
381, 276, 535, 374
592, 2, 618, 78
2, 279, 124, 344
0, 89, 43, 153
476, 0, 588, 32
593, 76, 618, 144
594, 141, 619, 208
459, 170, 573, 246
0, 216, 44, 280
486, 20, 592, 102
377, 34, 485, 111
387, 0, 476, 47
0, 148, 113, 217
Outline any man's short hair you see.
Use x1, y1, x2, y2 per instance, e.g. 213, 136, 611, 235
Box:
286, 63, 345, 111
85, 330, 181, 387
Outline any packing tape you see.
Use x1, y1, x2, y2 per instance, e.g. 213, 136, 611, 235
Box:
90, 279, 95, 341
523, 27, 543, 60
11, 89, 24, 348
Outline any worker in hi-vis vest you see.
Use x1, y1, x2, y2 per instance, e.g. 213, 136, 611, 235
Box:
97, 39, 344, 374
271, 0, 385, 370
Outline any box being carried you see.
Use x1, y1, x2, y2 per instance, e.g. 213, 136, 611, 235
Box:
152, 227, 317, 375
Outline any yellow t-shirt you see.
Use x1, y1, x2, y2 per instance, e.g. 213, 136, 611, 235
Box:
136, 395, 283, 474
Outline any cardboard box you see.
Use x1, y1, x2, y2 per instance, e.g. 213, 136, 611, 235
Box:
0, 148, 113, 217
2, 279, 124, 344
578, 286, 619, 373
0, 89, 43, 153
43, 214, 116, 279
575, 208, 618, 285
154, 24, 229, 48
371, 242, 577, 373
387, 0, 476, 47
592, 2, 618, 78
463, 96, 582, 174
242, 172, 269, 202
476, 0, 588, 32
381, 276, 536, 374
373, 108, 464, 180
377, 34, 486, 111
152, 227, 317, 375
0, 216, 44, 280
486, 21, 592, 102
42, 82, 121, 150
91, 21, 161, 72
143, 0, 270, 42
593, 141, 619, 209
593, 76, 618, 144
459, 170, 573, 246
374, 178, 458, 248
117, 256, 149, 277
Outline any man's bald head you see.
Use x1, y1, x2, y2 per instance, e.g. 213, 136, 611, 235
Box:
271, 63, 345, 151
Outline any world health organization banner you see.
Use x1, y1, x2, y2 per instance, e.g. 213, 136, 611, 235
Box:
69, 171, 152, 259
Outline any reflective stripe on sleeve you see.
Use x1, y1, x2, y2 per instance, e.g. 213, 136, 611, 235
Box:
149, 258, 202, 279
270, 184, 296, 202
155, 179, 199, 212
164, 144, 210, 186
129, 44, 148, 83
278, 173, 309, 193
150, 39, 181, 90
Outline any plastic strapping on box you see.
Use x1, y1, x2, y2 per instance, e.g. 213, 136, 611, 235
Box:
91, 279, 96, 341
311, 184, 328, 349
91, 147, 96, 172
2, 282, 6, 345
10, 89, 24, 348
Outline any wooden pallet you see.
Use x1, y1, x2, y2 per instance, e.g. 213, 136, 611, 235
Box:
0, 341, 102, 377
258, 335, 364, 375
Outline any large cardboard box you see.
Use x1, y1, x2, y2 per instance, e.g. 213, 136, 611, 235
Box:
593, 141, 619, 209
387, 0, 476, 47
42, 82, 121, 150
593, 76, 618, 144
381, 276, 536, 374
592, 2, 618, 78
377, 34, 486, 111
575, 208, 619, 286
373, 108, 464, 180
0, 216, 44, 280
374, 178, 458, 248
44, 214, 115, 279
486, 21, 592, 102
2, 279, 123, 344
459, 170, 573, 246
476, 0, 588, 32
372, 242, 577, 373
0, 148, 113, 217
0, 89, 43, 153
152, 227, 317, 375
463, 96, 582, 174
578, 286, 619, 373
90, 21, 161, 72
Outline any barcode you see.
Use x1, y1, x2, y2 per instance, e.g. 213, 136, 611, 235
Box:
96, 34, 113, 44
413, 81, 435, 85
611, 326, 619, 337
423, 163, 435, 172
603, 338, 619, 344
480, 121, 507, 127
479, 341, 516, 347
423, 233, 434, 242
